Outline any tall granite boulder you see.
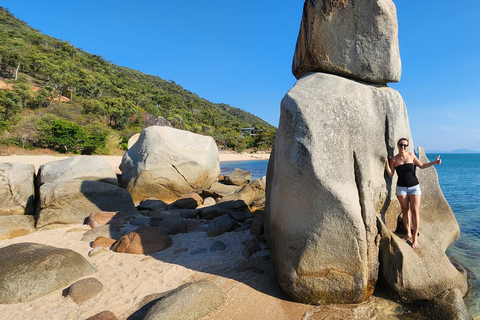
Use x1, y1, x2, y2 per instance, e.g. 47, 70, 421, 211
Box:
292, 0, 401, 84
377, 148, 468, 302
37, 156, 118, 188
265, 72, 412, 304
120, 126, 220, 203
0, 162, 35, 215
0, 242, 97, 303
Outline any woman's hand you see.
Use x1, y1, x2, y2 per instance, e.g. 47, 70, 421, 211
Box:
435, 155, 441, 165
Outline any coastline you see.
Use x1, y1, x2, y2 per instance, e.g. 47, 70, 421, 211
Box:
0, 152, 270, 173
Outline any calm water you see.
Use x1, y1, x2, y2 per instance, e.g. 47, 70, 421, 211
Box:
221, 155, 480, 317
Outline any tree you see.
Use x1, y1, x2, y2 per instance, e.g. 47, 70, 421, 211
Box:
0, 89, 22, 120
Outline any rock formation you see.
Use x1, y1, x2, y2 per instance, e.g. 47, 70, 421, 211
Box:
292, 0, 401, 84
265, 0, 470, 316
120, 126, 220, 203
0, 243, 97, 303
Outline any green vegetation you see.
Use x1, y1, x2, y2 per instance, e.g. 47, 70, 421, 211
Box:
0, 7, 276, 154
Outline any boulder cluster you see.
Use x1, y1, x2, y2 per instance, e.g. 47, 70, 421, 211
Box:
0, 126, 267, 318
265, 0, 471, 318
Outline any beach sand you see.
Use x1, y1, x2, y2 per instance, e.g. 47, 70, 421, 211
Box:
0, 151, 270, 174
0, 151, 319, 320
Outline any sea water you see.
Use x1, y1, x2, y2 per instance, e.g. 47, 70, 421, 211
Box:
220, 155, 480, 317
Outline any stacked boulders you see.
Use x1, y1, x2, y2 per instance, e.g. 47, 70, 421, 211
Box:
0, 162, 36, 240
265, 0, 470, 317
36, 156, 140, 229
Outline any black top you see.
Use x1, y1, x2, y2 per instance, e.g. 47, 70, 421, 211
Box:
395, 163, 419, 187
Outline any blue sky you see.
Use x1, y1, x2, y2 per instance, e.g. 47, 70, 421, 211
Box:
2, 1, 480, 151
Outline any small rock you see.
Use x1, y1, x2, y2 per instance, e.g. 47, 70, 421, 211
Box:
207, 214, 235, 237
210, 241, 226, 252
173, 193, 203, 209
67, 278, 103, 304
223, 168, 251, 186
88, 247, 108, 257
144, 280, 224, 320
154, 213, 187, 235
203, 197, 216, 206
87, 211, 126, 228
92, 236, 116, 248
250, 214, 264, 237
85, 310, 118, 320
111, 226, 172, 254
242, 239, 261, 260
137, 198, 167, 211
185, 219, 200, 231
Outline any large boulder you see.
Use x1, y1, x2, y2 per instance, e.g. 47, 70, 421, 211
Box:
377, 148, 468, 302
0, 162, 35, 215
120, 126, 220, 203
36, 180, 140, 228
144, 280, 224, 320
265, 72, 411, 304
0, 243, 97, 303
36, 156, 118, 188
292, 0, 401, 84
0, 215, 35, 240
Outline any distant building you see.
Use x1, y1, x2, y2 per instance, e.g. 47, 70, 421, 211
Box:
241, 127, 256, 136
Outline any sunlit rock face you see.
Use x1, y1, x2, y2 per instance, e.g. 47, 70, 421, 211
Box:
265, 72, 410, 304
292, 0, 401, 84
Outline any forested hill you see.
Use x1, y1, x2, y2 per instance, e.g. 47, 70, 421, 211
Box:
0, 7, 276, 154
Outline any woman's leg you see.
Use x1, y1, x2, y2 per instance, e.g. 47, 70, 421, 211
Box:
397, 195, 411, 240
409, 194, 421, 248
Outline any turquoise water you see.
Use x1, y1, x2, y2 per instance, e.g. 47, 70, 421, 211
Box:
221, 155, 480, 317
432, 153, 480, 317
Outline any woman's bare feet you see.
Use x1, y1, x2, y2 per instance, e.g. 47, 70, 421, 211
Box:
411, 236, 418, 249
402, 234, 412, 242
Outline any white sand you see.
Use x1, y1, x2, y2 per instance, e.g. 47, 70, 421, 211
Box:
0, 152, 269, 174
0, 152, 319, 320
0, 223, 312, 320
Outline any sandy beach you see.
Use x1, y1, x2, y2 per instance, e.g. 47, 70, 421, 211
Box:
0, 151, 270, 174
0, 151, 320, 320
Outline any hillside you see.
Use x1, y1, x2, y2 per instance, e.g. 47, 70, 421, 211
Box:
0, 7, 275, 154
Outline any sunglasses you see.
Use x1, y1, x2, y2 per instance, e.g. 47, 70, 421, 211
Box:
398, 144, 408, 148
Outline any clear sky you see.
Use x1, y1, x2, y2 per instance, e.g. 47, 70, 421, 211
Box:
2, 1, 479, 152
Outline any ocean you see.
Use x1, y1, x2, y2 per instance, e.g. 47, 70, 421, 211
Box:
221, 154, 480, 317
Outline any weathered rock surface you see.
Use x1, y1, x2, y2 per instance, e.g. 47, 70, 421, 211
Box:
36, 156, 118, 187
137, 198, 167, 211
86, 310, 118, 320
120, 126, 220, 203
207, 214, 236, 237
172, 193, 203, 209
92, 236, 117, 248
418, 288, 472, 320
111, 226, 172, 254
0, 243, 97, 303
67, 277, 103, 304
0, 215, 35, 240
0, 162, 35, 215
88, 211, 127, 228
154, 212, 187, 235
292, 0, 401, 84
377, 149, 468, 301
223, 168, 251, 186
265, 72, 411, 304
36, 180, 140, 228
143, 280, 224, 320
204, 182, 241, 198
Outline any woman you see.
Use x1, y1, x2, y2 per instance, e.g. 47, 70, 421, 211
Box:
385, 138, 441, 249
